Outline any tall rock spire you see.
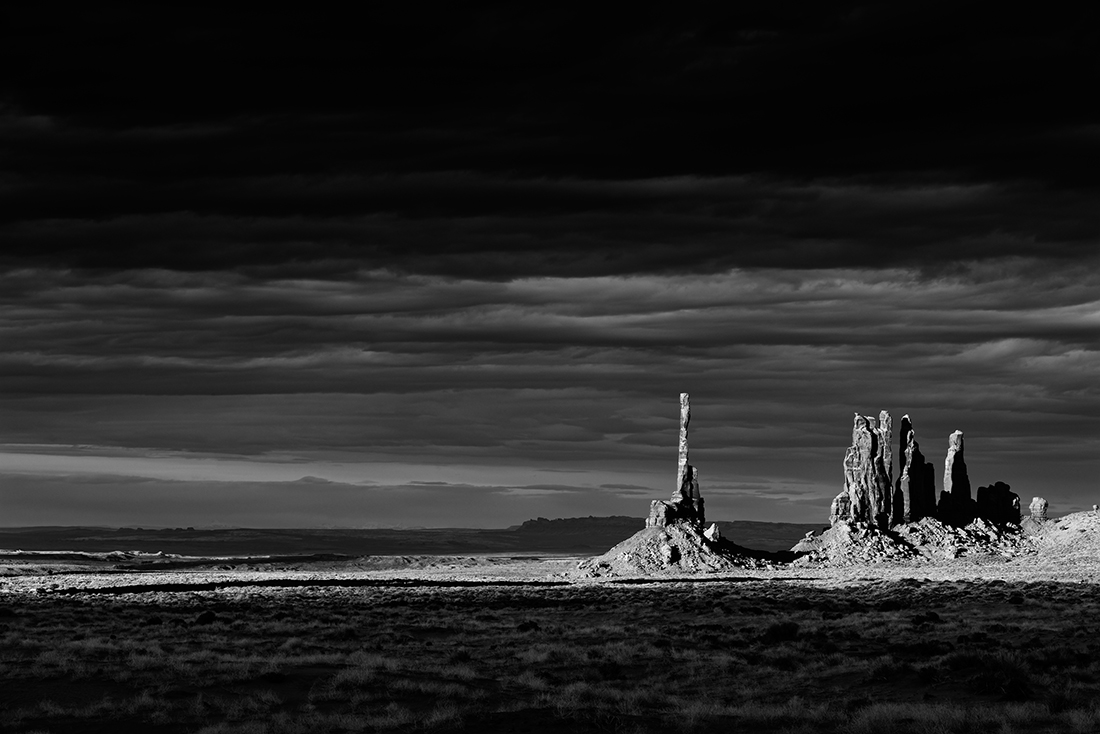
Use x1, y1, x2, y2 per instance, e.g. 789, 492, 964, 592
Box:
676, 392, 690, 494
894, 415, 936, 524
647, 392, 704, 528
938, 430, 975, 525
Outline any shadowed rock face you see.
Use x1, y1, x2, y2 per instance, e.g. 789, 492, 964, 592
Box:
895, 415, 937, 524
939, 430, 976, 526
830, 411, 893, 529
976, 481, 1021, 524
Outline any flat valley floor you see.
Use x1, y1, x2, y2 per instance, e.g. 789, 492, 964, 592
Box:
4, 556, 1100, 733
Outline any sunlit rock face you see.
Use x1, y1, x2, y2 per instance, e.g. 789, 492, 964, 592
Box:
976, 481, 1021, 525
1030, 496, 1049, 522
649, 393, 705, 528
939, 430, 976, 526
895, 415, 937, 524
675, 392, 691, 496
830, 411, 893, 530
647, 466, 704, 528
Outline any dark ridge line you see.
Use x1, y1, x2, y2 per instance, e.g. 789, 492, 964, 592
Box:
52, 577, 573, 595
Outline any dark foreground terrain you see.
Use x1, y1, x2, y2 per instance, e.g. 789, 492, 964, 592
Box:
3, 572, 1100, 733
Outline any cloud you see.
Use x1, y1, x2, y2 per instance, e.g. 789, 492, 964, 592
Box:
1, 6, 1097, 526
2, 176, 1097, 278
0, 472, 665, 528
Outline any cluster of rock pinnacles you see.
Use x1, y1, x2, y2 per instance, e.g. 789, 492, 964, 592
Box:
830, 411, 1047, 530
645, 396, 1048, 539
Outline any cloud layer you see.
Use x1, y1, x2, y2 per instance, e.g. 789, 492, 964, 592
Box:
0, 7, 1097, 525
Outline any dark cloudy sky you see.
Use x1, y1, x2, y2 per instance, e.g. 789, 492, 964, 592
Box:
1, 5, 1097, 527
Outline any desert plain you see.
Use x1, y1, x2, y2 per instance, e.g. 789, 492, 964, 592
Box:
3, 516, 1100, 734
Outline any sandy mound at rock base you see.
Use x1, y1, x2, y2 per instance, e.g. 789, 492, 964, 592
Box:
575, 522, 767, 578
791, 515, 1048, 567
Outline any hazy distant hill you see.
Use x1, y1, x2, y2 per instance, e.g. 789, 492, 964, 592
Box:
0, 517, 822, 557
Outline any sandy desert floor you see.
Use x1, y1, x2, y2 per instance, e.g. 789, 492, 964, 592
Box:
3, 552, 1100, 733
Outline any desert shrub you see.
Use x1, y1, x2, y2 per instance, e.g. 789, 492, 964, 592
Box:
845, 703, 978, 734
761, 621, 800, 643
512, 670, 549, 690
1046, 687, 1091, 715
664, 698, 735, 730
758, 647, 804, 671
865, 655, 913, 681
729, 696, 835, 728
1062, 706, 1100, 733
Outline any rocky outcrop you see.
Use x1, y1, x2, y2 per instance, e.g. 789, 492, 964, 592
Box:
578, 522, 765, 577
792, 520, 918, 566
976, 481, 1021, 525
647, 467, 702, 527
1030, 496, 1049, 522
938, 431, 976, 526
830, 411, 893, 529
894, 415, 936, 524
584, 393, 756, 577
793, 515, 1033, 567
649, 393, 705, 528
649, 464, 706, 527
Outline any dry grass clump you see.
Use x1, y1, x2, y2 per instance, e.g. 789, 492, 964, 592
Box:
3, 577, 1100, 732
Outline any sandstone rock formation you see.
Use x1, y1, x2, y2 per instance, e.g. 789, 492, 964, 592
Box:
578, 522, 764, 577
938, 431, 976, 526
830, 411, 893, 529
1030, 496, 1049, 522
648, 394, 704, 527
794, 514, 1033, 567
675, 392, 690, 494
647, 471, 702, 527
582, 393, 759, 577
976, 481, 1021, 525
894, 415, 937, 524
792, 520, 918, 565
648, 464, 706, 527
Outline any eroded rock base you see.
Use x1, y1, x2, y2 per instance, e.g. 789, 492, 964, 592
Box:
576, 521, 765, 577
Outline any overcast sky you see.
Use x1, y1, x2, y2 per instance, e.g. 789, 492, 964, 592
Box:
1, 6, 1097, 527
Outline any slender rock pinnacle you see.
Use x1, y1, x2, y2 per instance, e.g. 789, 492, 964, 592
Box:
895, 415, 936, 524
938, 430, 975, 525
676, 392, 690, 494
647, 393, 704, 528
